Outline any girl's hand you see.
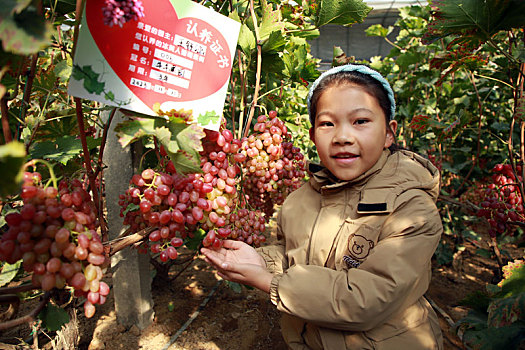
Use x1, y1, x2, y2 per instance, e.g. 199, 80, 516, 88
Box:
201, 240, 273, 293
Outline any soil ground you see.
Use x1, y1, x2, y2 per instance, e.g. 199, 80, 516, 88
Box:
1, 222, 523, 350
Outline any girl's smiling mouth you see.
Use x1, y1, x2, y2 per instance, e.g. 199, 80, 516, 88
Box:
332, 152, 358, 159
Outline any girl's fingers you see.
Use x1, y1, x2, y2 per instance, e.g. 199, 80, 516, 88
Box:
221, 240, 245, 250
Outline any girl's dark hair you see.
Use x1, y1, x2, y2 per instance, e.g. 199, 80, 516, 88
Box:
309, 70, 402, 152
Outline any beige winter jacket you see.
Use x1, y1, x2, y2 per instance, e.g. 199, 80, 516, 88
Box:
258, 149, 444, 350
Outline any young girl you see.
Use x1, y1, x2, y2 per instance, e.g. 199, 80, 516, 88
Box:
201, 64, 444, 350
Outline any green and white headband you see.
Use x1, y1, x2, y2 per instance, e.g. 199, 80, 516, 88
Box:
306, 64, 396, 123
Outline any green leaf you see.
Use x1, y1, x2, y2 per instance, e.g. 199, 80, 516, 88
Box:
71, 65, 105, 95
123, 203, 139, 216
197, 111, 220, 127
424, 0, 525, 43
261, 31, 286, 54
315, 0, 371, 27
36, 113, 79, 141
498, 265, 525, 298
258, 0, 284, 41
0, 0, 32, 17
475, 248, 492, 258
487, 292, 525, 327
38, 303, 70, 331
365, 24, 393, 38
238, 23, 256, 56
54, 58, 72, 83
114, 118, 162, 148
171, 123, 205, 174
395, 51, 424, 68
0, 141, 26, 198
461, 229, 482, 241
0, 260, 22, 287
184, 228, 206, 250
225, 281, 243, 293
167, 301, 175, 312
115, 117, 204, 174
459, 320, 525, 350
30, 135, 99, 165
0, 7, 53, 55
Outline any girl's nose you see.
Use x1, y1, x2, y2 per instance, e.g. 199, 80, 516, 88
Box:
333, 126, 354, 144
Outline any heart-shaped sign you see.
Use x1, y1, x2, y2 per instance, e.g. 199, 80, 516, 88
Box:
85, 0, 233, 109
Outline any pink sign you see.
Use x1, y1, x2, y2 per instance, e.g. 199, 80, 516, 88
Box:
68, 0, 240, 130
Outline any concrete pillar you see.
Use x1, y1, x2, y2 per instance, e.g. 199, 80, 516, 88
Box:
103, 110, 154, 329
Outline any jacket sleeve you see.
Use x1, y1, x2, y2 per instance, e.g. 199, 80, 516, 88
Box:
269, 191, 442, 331
256, 209, 288, 274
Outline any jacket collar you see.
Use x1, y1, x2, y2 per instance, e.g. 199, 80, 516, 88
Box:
308, 149, 390, 193
308, 149, 441, 214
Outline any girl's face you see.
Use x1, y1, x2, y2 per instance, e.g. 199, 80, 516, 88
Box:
309, 84, 397, 181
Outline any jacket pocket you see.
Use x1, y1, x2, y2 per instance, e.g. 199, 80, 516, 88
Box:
364, 298, 429, 342
333, 220, 380, 271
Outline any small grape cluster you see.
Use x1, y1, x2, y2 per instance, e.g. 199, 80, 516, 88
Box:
475, 163, 524, 237
240, 110, 306, 217
119, 169, 196, 261
0, 172, 109, 318
102, 0, 145, 27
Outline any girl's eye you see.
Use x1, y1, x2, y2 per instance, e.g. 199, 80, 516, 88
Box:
318, 121, 334, 127
355, 119, 369, 125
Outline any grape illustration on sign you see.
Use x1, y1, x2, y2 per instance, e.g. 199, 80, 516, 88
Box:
68, 0, 240, 130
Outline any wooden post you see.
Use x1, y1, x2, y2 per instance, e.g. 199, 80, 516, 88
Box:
103, 110, 154, 329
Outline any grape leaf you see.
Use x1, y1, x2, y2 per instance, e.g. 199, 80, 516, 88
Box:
0, 260, 22, 287
0, 5, 52, 55
315, 0, 371, 27
38, 303, 70, 331
123, 203, 139, 216
184, 228, 206, 250
487, 292, 525, 327
30, 135, 99, 165
0, 0, 32, 16
197, 111, 220, 127
71, 65, 105, 95
365, 24, 393, 38
262, 31, 286, 54
225, 281, 243, 294
115, 117, 204, 174
114, 118, 161, 148
0, 141, 26, 198
424, 0, 525, 43
259, 0, 284, 41
54, 58, 72, 83
238, 23, 255, 57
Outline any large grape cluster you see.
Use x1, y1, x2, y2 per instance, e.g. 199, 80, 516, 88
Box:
119, 110, 306, 260
240, 110, 306, 217
0, 172, 109, 318
119, 127, 266, 258
475, 163, 524, 237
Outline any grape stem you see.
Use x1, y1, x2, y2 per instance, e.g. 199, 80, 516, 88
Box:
24, 159, 58, 189
105, 226, 156, 256
243, 0, 262, 138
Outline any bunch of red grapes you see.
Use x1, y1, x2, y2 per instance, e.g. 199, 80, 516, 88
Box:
119, 127, 266, 259
119, 111, 306, 259
0, 172, 109, 318
102, 0, 145, 27
240, 110, 306, 217
475, 163, 524, 237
